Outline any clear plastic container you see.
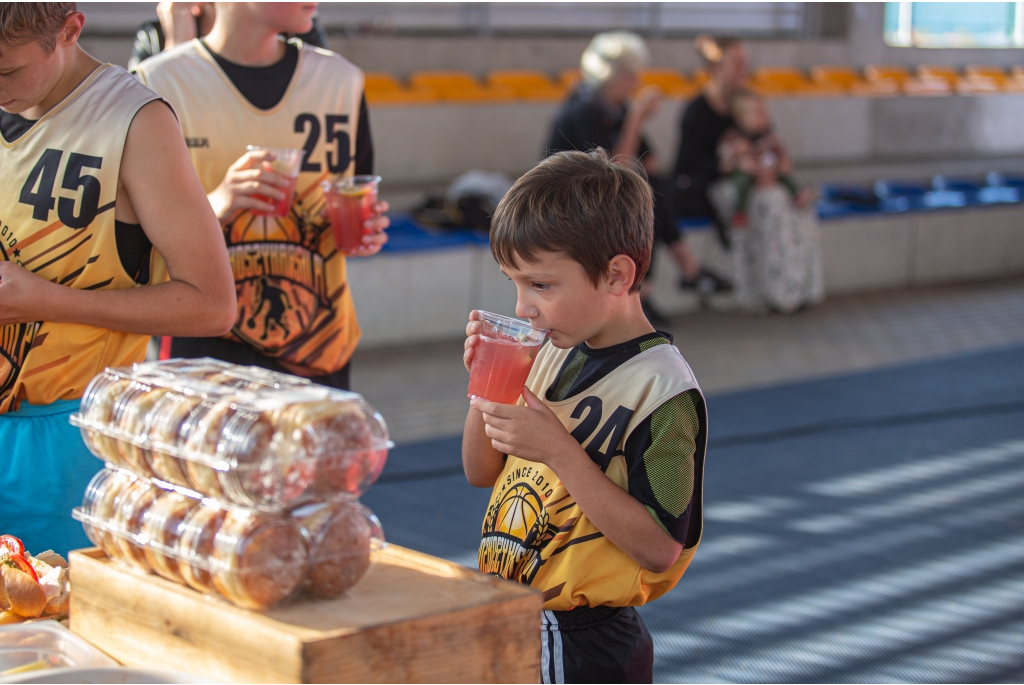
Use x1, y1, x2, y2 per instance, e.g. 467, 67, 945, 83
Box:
71, 359, 392, 510
0, 622, 117, 676
73, 468, 385, 610
293, 499, 382, 599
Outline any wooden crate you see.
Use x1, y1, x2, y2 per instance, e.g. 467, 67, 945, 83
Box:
69, 546, 540, 683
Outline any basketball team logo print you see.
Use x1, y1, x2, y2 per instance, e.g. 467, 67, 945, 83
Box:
0, 323, 40, 408
479, 482, 559, 584
225, 179, 333, 355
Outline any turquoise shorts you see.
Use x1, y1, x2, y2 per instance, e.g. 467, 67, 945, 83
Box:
0, 399, 98, 556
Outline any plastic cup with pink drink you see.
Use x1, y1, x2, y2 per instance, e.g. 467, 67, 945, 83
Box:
468, 311, 549, 405
246, 146, 304, 217
321, 175, 382, 255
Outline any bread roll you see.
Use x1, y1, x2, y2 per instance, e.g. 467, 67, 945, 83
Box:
211, 512, 307, 609
0, 566, 47, 618
177, 506, 227, 594
142, 492, 197, 583
81, 376, 132, 466
146, 392, 202, 487
182, 400, 234, 497
81, 469, 135, 556
298, 501, 375, 598
110, 480, 161, 571
116, 386, 167, 478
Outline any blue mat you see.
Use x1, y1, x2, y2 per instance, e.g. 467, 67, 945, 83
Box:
363, 343, 1024, 683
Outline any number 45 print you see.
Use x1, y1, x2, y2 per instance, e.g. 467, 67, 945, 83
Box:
20, 148, 106, 229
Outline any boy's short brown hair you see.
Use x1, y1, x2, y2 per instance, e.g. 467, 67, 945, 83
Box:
0, 3, 77, 54
490, 149, 654, 293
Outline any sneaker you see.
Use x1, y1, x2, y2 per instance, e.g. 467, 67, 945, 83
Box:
642, 300, 671, 328
679, 269, 733, 295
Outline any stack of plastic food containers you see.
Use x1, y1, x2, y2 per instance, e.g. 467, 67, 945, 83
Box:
70, 358, 391, 610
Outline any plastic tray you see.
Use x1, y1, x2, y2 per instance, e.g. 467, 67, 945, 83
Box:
70, 359, 392, 509
0, 623, 116, 678
74, 468, 384, 610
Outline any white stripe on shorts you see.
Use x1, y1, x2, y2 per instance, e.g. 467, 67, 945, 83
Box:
541, 610, 565, 684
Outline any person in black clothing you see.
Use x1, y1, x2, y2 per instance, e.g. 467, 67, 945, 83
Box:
127, 1, 329, 70
674, 36, 750, 248
546, 32, 729, 327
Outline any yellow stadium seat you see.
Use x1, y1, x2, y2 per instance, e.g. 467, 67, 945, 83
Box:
487, 70, 566, 102
810, 65, 899, 96
363, 72, 438, 106
638, 69, 698, 98
408, 71, 516, 103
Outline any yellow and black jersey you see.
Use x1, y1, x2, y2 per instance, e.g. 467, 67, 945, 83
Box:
0, 64, 166, 413
479, 333, 707, 611
134, 38, 366, 377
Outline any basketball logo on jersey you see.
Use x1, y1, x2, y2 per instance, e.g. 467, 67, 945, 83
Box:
225, 176, 336, 354
0, 323, 40, 403
479, 466, 560, 584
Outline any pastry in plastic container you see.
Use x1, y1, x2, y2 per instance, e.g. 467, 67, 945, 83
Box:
141, 492, 198, 583
115, 385, 169, 478
109, 479, 161, 571
145, 392, 202, 487
177, 506, 228, 595
78, 374, 134, 466
211, 511, 308, 609
294, 499, 382, 598
80, 468, 135, 557
180, 400, 229, 497
276, 399, 390, 498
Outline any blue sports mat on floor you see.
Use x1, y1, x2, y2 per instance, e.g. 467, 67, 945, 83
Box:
362, 343, 1024, 683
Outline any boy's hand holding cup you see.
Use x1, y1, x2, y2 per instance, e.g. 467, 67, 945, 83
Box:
464, 310, 548, 404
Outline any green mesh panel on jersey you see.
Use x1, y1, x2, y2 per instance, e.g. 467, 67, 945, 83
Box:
639, 337, 671, 352
643, 390, 700, 517
551, 350, 587, 402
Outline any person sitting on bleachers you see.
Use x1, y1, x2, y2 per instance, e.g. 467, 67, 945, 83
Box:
546, 31, 730, 327
718, 90, 816, 227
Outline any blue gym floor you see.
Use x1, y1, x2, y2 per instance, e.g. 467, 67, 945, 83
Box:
362, 343, 1024, 684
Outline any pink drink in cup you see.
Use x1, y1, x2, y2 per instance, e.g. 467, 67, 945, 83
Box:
468, 311, 549, 405
246, 146, 304, 217
322, 175, 381, 255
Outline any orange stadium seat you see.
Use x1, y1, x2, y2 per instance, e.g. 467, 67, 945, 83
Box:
749, 67, 844, 97
811, 65, 899, 96
965, 65, 1024, 92
486, 70, 566, 102
638, 69, 698, 98
691, 69, 709, 88
867, 64, 950, 96
558, 69, 582, 93
408, 71, 516, 103
363, 72, 437, 106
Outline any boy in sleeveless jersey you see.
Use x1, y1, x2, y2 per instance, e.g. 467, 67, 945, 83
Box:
463, 150, 707, 683
0, 3, 236, 554
134, 2, 389, 390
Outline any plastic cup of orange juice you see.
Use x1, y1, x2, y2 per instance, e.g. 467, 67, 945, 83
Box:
468, 311, 549, 405
246, 146, 304, 217
321, 176, 382, 255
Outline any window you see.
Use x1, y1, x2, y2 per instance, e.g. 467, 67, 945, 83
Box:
884, 2, 1024, 48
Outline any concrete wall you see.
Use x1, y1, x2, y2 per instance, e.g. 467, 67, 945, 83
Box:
370, 92, 1024, 210
348, 204, 1024, 348
81, 4, 1024, 77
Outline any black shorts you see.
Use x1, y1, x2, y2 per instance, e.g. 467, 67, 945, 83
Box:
169, 336, 351, 390
541, 606, 654, 684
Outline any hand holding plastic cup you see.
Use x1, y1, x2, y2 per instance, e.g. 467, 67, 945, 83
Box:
322, 175, 382, 255
467, 311, 549, 405
246, 146, 304, 217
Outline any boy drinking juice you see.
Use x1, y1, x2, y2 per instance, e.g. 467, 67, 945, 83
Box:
463, 149, 707, 683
